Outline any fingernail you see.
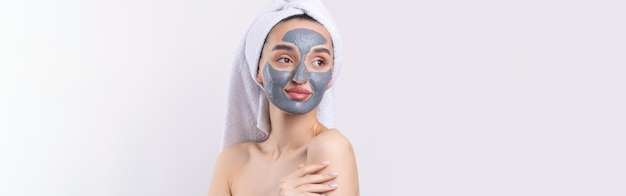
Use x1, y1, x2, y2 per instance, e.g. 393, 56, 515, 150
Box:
329, 184, 338, 188
329, 172, 339, 177
321, 161, 330, 165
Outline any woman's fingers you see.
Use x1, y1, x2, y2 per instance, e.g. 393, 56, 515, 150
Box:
297, 183, 339, 193
280, 183, 337, 196
293, 172, 338, 187
285, 161, 330, 180
278, 161, 338, 195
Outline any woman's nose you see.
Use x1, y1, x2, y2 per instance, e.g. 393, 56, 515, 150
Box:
291, 62, 310, 84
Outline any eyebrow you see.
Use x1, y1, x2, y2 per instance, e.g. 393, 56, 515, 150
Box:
312, 48, 331, 55
272, 44, 295, 51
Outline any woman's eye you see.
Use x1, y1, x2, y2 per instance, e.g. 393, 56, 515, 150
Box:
312, 60, 325, 67
277, 58, 292, 64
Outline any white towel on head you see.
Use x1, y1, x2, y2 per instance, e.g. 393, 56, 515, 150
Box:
222, 0, 343, 148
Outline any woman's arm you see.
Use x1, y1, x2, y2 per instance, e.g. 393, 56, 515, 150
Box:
307, 129, 360, 196
208, 146, 243, 196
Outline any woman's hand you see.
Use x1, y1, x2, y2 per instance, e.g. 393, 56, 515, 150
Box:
279, 161, 339, 196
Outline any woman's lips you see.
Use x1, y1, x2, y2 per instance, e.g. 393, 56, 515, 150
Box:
285, 87, 312, 101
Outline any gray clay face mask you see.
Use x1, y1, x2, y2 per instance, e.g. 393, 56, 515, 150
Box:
262, 28, 332, 114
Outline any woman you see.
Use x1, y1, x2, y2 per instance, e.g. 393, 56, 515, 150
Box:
208, 0, 359, 195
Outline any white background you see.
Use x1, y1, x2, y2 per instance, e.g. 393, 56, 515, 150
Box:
1, 0, 625, 195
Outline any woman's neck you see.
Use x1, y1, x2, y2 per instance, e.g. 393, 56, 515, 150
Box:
261, 103, 321, 159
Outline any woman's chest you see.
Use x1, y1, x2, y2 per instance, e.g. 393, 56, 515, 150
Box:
230, 155, 306, 196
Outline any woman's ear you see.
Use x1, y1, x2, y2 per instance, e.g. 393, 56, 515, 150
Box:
256, 68, 264, 85
326, 78, 333, 89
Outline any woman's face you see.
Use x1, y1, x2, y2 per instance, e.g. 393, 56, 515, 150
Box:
257, 18, 334, 114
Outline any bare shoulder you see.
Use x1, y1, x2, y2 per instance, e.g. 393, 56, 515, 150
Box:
208, 142, 254, 196
307, 129, 360, 195
215, 142, 253, 170
219, 143, 252, 160
309, 129, 354, 151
